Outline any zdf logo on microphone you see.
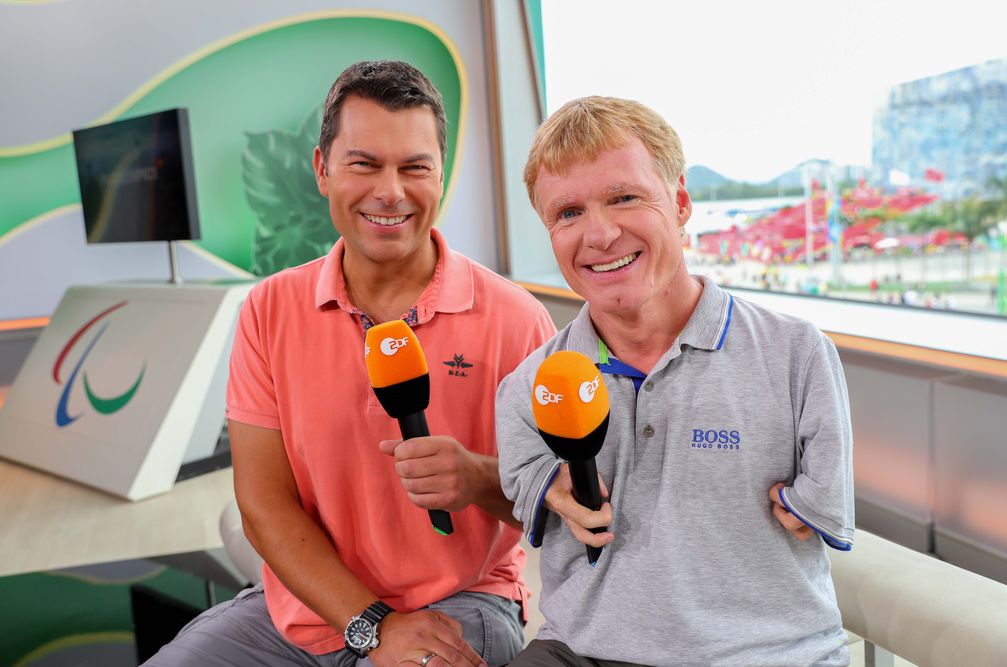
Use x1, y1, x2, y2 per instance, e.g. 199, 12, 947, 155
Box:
534, 384, 563, 406
379, 337, 409, 356
579, 375, 600, 403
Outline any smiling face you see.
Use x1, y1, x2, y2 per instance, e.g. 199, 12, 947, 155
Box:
534, 136, 692, 318
312, 95, 444, 271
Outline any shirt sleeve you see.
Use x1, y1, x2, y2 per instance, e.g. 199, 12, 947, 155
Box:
779, 334, 855, 550
226, 285, 282, 429
496, 356, 562, 548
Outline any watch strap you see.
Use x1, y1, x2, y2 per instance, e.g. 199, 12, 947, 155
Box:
361, 600, 394, 626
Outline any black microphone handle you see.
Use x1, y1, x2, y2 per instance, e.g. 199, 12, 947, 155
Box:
568, 458, 607, 565
397, 411, 454, 536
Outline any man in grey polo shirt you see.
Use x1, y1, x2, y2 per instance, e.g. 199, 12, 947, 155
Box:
497, 96, 854, 666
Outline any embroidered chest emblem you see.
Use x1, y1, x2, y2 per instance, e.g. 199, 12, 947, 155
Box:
443, 354, 473, 378
690, 428, 743, 450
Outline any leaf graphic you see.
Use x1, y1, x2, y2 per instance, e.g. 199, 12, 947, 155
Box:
242, 107, 337, 276
298, 106, 324, 148
459, 362, 473, 368
443, 360, 457, 367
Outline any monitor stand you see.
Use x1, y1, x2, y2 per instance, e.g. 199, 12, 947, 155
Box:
168, 240, 182, 285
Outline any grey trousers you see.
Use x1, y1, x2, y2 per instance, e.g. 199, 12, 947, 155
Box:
142, 585, 524, 667
508, 640, 647, 667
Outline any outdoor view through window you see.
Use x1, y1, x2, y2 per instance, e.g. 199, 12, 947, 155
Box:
529, 0, 1007, 318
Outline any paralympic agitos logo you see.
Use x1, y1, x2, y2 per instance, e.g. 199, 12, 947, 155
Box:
52, 301, 146, 427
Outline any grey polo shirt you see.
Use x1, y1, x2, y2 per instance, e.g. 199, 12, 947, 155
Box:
497, 275, 854, 666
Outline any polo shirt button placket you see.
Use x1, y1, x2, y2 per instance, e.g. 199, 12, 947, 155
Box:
643, 381, 654, 392
642, 424, 655, 438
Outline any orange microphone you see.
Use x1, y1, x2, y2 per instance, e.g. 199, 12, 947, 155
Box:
365, 320, 453, 536
532, 350, 610, 564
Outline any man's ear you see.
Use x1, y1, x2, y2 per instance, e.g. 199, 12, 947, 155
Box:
675, 174, 692, 226
312, 146, 328, 197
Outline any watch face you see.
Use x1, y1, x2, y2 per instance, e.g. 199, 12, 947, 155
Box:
345, 618, 374, 649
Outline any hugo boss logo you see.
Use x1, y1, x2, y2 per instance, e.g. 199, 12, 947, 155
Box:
690, 428, 742, 450
379, 336, 409, 356
535, 384, 563, 406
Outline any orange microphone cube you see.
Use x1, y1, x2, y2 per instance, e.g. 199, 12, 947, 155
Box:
365, 320, 429, 388
532, 350, 609, 440
364, 320, 430, 418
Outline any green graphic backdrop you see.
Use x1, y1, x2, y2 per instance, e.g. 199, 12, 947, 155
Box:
0, 16, 462, 275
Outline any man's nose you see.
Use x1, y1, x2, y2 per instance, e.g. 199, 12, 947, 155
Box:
583, 209, 620, 250
373, 168, 405, 206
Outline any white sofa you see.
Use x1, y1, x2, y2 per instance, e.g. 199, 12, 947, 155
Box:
220, 502, 1007, 666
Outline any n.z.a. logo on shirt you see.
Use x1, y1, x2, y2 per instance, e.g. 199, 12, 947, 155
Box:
690, 428, 742, 450
443, 354, 473, 377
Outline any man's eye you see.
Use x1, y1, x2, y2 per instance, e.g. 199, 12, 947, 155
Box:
351, 161, 375, 168
404, 165, 430, 172
558, 209, 580, 220
614, 194, 637, 204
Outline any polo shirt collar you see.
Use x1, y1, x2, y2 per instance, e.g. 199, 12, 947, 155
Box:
565, 274, 735, 365
678, 275, 735, 351
314, 228, 474, 322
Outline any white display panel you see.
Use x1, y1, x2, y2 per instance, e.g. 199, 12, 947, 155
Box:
0, 281, 252, 500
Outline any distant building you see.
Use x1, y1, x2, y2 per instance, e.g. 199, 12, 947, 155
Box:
872, 57, 1007, 196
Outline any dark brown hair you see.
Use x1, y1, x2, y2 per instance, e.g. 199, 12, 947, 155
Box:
319, 60, 446, 163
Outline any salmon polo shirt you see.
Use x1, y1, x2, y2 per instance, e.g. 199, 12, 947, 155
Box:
226, 228, 556, 654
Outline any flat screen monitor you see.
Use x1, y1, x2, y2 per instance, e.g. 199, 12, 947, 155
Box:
72, 108, 200, 243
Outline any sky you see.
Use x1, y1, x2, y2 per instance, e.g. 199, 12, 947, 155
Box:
541, 0, 1007, 183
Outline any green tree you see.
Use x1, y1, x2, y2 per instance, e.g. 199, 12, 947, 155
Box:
952, 196, 1000, 280
987, 173, 1007, 220
903, 205, 949, 287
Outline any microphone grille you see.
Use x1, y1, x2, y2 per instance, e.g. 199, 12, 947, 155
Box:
532, 350, 609, 440
364, 320, 429, 388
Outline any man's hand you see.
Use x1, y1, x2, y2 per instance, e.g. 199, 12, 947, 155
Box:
769, 483, 814, 541
379, 436, 485, 512
543, 463, 613, 549
368, 610, 486, 667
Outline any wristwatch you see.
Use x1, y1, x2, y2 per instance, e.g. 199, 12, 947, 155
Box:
343, 600, 394, 658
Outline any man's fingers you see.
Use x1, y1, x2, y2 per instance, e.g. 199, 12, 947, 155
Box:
406, 491, 452, 511
379, 439, 404, 456
768, 483, 814, 540
559, 499, 613, 530
430, 610, 462, 634
396, 457, 445, 480
377, 610, 484, 667
400, 473, 447, 495
772, 502, 809, 534
564, 518, 614, 548
429, 612, 483, 666
430, 637, 482, 667
390, 437, 443, 462
439, 632, 485, 666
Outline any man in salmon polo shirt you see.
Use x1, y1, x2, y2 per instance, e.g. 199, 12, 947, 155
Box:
144, 61, 555, 667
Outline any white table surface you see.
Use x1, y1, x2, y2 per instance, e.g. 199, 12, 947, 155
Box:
0, 459, 234, 578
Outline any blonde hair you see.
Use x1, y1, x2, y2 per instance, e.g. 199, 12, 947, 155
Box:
524, 96, 685, 207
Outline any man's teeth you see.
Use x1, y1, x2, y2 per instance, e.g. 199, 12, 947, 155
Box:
363, 213, 407, 226
590, 253, 639, 273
